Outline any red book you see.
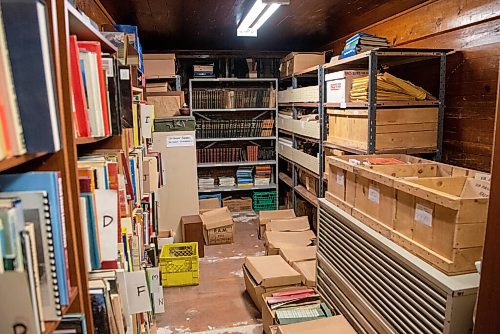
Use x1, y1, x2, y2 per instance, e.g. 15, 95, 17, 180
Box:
0, 104, 12, 156
77, 41, 110, 136
68, 36, 90, 137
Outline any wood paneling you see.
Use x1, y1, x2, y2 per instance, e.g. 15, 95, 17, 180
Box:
324, 0, 500, 172
474, 59, 500, 334
97, 0, 427, 51
75, 0, 115, 26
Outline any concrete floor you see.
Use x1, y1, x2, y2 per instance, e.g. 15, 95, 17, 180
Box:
157, 211, 265, 334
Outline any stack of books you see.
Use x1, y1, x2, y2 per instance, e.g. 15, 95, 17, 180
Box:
199, 177, 216, 189
237, 167, 254, 188
341, 33, 389, 59
218, 176, 236, 188
265, 288, 332, 325
255, 165, 272, 186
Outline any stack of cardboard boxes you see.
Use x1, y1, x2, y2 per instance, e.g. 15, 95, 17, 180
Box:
243, 209, 355, 333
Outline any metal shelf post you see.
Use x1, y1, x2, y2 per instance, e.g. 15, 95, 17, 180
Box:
367, 52, 379, 154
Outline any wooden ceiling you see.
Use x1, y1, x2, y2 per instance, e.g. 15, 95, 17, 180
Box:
99, 0, 428, 52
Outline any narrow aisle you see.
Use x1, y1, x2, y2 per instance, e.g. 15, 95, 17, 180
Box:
157, 211, 265, 334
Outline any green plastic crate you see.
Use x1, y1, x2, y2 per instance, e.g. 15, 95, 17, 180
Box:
253, 191, 277, 211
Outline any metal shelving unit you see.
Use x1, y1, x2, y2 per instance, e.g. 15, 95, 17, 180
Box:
189, 78, 279, 205
323, 48, 451, 159
278, 65, 326, 211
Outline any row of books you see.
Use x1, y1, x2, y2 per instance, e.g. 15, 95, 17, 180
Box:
192, 88, 276, 109
196, 146, 276, 164
341, 32, 389, 59
237, 166, 254, 188
69, 34, 138, 138
0, 171, 72, 332
0, 0, 61, 161
255, 165, 272, 186
196, 119, 275, 139
198, 166, 274, 189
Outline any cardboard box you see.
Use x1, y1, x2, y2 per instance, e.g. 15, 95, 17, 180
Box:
262, 286, 320, 334
157, 230, 174, 250
279, 246, 317, 264
259, 209, 296, 239
277, 315, 357, 334
325, 70, 369, 103
265, 230, 316, 255
222, 196, 253, 212
243, 256, 302, 311
146, 82, 171, 94
280, 52, 325, 77
199, 197, 221, 214
267, 216, 310, 232
292, 260, 317, 287
181, 215, 205, 257
147, 92, 185, 118
200, 207, 234, 245
144, 53, 176, 77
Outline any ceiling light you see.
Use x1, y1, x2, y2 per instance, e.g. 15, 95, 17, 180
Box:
237, 0, 287, 37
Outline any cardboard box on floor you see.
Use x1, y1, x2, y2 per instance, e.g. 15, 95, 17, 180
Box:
279, 246, 317, 265
181, 215, 205, 258
277, 315, 357, 334
266, 216, 310, 232
265, 230, 316, 255
259, 209, 296, 239
223, 196, 253, 212
199, 197, 221, 214
261, 286, 321, 334
200, 207, 234, 245
292, 260, 317, 287
243, 255, 302, 311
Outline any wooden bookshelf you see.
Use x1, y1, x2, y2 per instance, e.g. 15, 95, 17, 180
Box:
75, 135, 111, 145
0, 152, 49, 173
42, 287, 79, 334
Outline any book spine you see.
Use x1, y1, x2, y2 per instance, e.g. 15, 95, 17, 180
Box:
57, 174, 70, 305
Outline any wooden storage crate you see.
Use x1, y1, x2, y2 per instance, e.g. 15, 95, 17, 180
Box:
390, 176, 489, 274
293, 120, 320, 139
293, 148, 319, 175
326, 107, 439, 152
277, 116, 295, 133
278, 142, 294, 161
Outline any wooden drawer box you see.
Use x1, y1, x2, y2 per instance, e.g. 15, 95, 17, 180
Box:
278, 86, 319, 103
293, 120, 320, 139
278, 142, 294, 161
325, 154, 489, 274
293, 148, 319, 175
277, 116, 295, 133
327, 107, 439, 153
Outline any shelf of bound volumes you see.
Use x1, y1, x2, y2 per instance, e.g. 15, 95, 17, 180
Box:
0, 1, 164, 334
190, 78, 279, 210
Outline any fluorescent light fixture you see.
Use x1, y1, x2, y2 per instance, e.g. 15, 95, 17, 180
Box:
237, 0, 285, 37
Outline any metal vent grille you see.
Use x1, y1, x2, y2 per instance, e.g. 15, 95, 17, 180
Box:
318, 205, 449, 334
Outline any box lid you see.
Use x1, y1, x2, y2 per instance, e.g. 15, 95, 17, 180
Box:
267, 216, 310, 232
292, 260, 317, 286
277, 315, 356, 334
143, 53, 175, 60
279, 246, 317, 264
260, 209, 296, 225
181, 214, 202, 225
245, 255, 302, 288
266, 230, 316, 249
199, 198, 221, 212
201, 207, 234, 229
325, 70, 369, 81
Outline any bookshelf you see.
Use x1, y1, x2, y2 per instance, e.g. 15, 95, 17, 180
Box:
189, 78, 279, 207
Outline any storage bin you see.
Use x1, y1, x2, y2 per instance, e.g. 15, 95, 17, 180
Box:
160, 242, 199, 286
253, 191, 277, 211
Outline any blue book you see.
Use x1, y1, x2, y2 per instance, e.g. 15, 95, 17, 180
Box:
345, 32, 374, 44
0, 172, 69, 305
130, 158, 137, 200
1, 0, 62, 153
341, 48, 358, 59
81, 193, 101, 270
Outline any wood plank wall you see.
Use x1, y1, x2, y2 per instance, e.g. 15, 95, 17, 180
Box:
75, 0, 115, 26
324, 0, 500, 172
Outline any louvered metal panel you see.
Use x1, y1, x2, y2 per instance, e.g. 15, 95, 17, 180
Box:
317, 199, 479, 334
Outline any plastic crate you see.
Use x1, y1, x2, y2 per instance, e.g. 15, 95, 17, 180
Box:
253, 191, 277, 211
160, 242, 199, 287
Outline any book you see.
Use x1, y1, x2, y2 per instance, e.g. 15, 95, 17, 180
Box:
89, 281, 112, 334
101, 54, 122, 135
80, 50, 105, 136
0, 191, 62, 320
78, 41, 111, 136
0, 172, 70, 306
118, 65, 134, 128
1, 0, 61, 153
68, 36, 91, 137
0, 197, 24, 271
0, 5, 25, 157
56, 313, 87, 334
80, 193, 101, 271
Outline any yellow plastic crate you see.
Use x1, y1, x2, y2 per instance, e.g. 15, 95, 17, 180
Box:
160, 242, 199, 287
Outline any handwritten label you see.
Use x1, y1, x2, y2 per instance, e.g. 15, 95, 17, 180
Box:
474, 173, 491, 182
368, 185, 380, 204
336, 172, 345, 185
166, 135, 194, 147
120, 68, 130, 80
147, 267, 161, 294
153, 292, 165, 313
124, 271, 152, 314
415, 204, 433, 227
